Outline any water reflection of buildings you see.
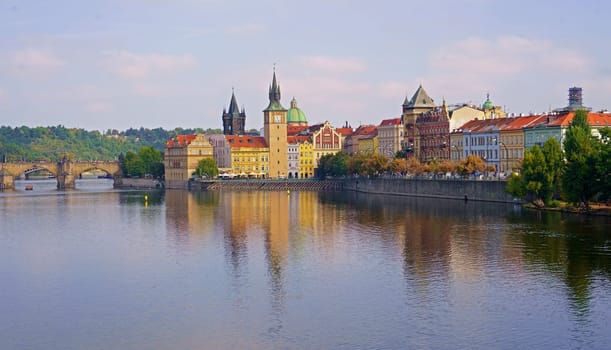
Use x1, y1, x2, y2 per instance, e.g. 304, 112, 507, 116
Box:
220, 192, 268, 278
163, 189, 609, 322
264, 192, 290, 312
165, 190, 220, 248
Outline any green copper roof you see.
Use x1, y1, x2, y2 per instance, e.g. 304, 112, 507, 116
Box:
482, 93, 494, 110
287, 97, 308, 123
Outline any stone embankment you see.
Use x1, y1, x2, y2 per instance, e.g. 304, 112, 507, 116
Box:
187, 177, 519, 203
190, 179, 344, 191
115, 178, 162, 190
344, 177, 517, 203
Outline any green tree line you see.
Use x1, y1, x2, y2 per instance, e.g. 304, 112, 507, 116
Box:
0, 125, 221, 162
317, 150, 494, 179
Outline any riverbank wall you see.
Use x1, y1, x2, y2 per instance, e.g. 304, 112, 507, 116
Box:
115, 178, 162, 190
189, 179, 344, 191
343, 177, 517, 203
187, 177, 518, 203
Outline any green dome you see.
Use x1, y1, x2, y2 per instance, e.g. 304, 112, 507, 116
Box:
482, 93, 494, 110
287, 97, 308, 124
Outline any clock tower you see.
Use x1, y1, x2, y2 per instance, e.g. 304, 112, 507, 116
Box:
263, 69, 288, 179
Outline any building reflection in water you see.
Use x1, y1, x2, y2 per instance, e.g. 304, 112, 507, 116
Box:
165, 190, 220, 250
162, 188, 610, 325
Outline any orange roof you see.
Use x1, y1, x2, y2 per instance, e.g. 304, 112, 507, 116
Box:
166, 134, 197, 148
379, 117, 402, 126
353, 125, 377, 136
287, 135, 311, 144
336, 127, 353, 136
546, 112, 611, 127
224, 135, 268, 149
287, 125, 309, 136
504, 115, 548, 130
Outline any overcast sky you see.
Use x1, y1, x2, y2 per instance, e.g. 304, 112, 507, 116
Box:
0, 0, 609, 131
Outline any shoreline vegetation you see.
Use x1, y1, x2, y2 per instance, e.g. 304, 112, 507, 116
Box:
523, 201, 611, 216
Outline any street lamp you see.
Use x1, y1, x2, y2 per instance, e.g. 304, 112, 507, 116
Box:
499, 141, 508, 175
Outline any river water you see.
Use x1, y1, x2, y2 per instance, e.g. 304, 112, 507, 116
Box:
1, 180, 610, 349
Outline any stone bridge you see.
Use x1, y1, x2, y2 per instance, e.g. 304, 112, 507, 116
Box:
0, 160, 123, 190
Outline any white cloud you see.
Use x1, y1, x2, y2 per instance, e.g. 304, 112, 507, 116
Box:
37, 84, 112, 103
103, 51, 197, 80
7, 48, 65, 73
420, 36, 594, 109
431, 36, 591, 76
298, 56, 368, 74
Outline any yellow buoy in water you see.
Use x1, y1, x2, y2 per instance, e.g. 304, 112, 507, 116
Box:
287, 190, 290, 195
144, 194, 149, 201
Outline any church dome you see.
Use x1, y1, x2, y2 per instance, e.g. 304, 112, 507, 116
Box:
482, 93, 494, 110
287, 97, 308, 124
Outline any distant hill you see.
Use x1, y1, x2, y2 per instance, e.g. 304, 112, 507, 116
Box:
0, 125, 222, 162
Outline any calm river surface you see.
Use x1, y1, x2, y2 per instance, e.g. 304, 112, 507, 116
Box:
1, 180, 610, 349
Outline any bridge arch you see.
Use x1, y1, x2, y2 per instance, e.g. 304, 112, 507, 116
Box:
1, 160, 123, 190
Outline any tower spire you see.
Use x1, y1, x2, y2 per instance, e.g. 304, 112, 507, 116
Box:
265, 66, 285, 111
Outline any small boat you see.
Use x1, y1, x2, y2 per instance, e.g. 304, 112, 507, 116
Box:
25, 185, 33, 190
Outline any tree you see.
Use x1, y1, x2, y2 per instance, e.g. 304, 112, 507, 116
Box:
541, 137, 563, 199
362, 154, 388, 176
328, 152, 349, 177
348, 153, 368, 175
521, 145, 553, 205
406, 157, 422, 175
388, 158, 407, 174
458, 155, 486, 176
138, 146, 163, 176
562, 110, 597, 210
122, 151, 144, 177
317, 154, 333, 179
193, 158, 219, 178
506, 172, 526, 199
592, 127, 610, 202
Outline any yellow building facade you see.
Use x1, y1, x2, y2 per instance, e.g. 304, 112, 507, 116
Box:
299, 140, 315, 178
358, 135, 378, 154
164, 134, 214, 188
226, 135, 269, 177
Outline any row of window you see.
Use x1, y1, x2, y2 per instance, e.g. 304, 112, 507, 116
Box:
233, 156, 269, 162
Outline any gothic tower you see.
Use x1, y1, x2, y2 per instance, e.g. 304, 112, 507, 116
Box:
263, 69, 288, 179
222, 89, 246, 135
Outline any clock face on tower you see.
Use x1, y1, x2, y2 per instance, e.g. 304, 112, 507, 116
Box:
274, 114, 281, 123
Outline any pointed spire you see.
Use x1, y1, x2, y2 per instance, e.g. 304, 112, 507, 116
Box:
406, 85, 435, 108
228, 89, 240, 114
265, 66, 285, 111
403, 95, 410, 106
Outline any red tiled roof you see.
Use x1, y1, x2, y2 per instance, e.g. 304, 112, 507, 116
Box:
225, 135, 268, 149
287, 135, 311, 144
287, 125, 309, 136
545, 112, 611, 127
336, 127, 353, 136
379, 117, 401, 126
496, 115, 547, 131
353, 125, 377, 136
166, 134, 197, 148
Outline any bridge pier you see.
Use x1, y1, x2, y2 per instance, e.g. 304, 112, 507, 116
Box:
0, 168, 14, 190
56, 160, 75, 190
56, 174, 76, 190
